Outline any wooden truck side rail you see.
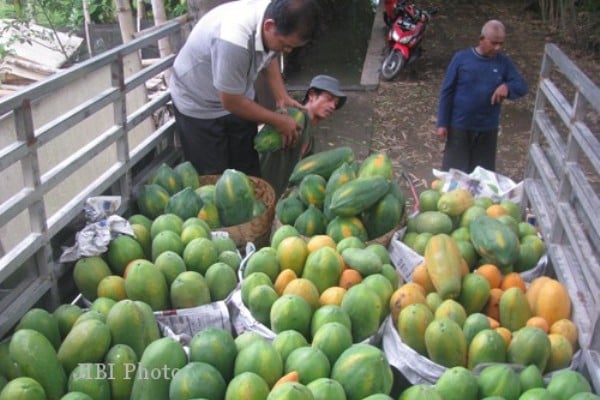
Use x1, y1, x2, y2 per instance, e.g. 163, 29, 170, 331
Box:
523, 43, 600, 390
0, 20, 185, 338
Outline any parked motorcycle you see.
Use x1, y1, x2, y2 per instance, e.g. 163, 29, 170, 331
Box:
381, 0, 436, 81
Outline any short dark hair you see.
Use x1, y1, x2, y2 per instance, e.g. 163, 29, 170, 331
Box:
264, 0, 321, 41
302, 87, 323, 104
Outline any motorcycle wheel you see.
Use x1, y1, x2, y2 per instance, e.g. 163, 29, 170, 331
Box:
381, 50, 406, 81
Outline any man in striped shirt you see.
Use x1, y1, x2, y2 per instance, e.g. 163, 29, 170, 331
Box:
170, 0, 321, 177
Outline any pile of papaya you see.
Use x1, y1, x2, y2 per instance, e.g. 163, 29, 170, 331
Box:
68, 162, 277, 312
1, 311, 397, 400
0, 306, 393, 400
398, 363, 598, 400
403, 184, 546, 274
0, 298, 163, 400
72, 213, 243, 311
276, 147, 406, 241
391, 226, 580, 377
239, 225, 400, 344
137, 162, 268, 228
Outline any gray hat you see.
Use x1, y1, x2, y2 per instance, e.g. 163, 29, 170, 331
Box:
303, 74, 347, 109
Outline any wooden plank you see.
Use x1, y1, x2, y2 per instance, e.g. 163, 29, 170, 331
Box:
539, 78, 573, 129
127, 90, 171, 129
571, 121, 600, 173
0, 20, 182, 116
556, 202, 600, 305
545, 43, 600, 113
46, 162, 125, 238
0, 276, 52, 338
0, 234, 42, 283
582, 350, 600, 394
40, 126, 122, 194
523, 179, 554, 236
525, 45, 600, 357
0, 140, 28, 173
548, 244, 595, 347
533, 109, 566, 169
566, 165, 600, 245
124, 55, 175, 93
528, 143, 560, 195
590, 317, 600, 352
0, 187, 36, 228
35, 86, 120, 147
129, 120, 176, 166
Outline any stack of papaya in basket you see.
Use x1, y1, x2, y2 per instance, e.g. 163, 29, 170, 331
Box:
229, 224, 401, 398
71, 161, 261, 313
1, 296, 168, 400
403, 183, 545, 276
2, 296, 397, 400
274, 147, 406, 245
397, 362, 598, 399
136, 162, 275, 248
383, 182, 589, 398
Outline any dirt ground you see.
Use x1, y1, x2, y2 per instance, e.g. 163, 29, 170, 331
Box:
367, 0, 600, 194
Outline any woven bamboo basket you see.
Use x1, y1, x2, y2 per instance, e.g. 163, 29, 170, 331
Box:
200, 175, 276, 249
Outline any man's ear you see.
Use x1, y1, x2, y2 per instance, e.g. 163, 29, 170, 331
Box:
263, 18, 277, 34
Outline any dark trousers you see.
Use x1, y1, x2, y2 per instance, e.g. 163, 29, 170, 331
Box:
441, 128, 498, 173
173, 106, 261, 177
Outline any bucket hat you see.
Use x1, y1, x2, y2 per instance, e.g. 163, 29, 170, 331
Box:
303, 74, 347, 109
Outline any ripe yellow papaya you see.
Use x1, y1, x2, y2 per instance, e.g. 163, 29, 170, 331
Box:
436, 188, 474, 217
424, 234, 463, 299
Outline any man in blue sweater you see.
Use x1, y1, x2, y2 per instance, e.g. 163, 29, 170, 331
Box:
435, 19, 528, 173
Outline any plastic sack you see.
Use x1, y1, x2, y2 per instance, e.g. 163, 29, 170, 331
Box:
433, 166, 523, 203
382, 314, 583, 385
388, 228, 548, 283
227, 241, 388, 345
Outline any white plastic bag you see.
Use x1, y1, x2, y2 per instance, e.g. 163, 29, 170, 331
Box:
433, 167, 523, 203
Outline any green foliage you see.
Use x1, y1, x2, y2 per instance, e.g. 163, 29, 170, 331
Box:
69, 0, 115, 26
1, 0, 188, 30
132, 0, 188, 19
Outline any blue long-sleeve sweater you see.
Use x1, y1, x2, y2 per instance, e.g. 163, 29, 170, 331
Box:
437, 48, 528, 131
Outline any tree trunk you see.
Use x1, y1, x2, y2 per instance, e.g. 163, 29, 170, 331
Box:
137, 0, 145, 32
150, 0, 173, 81
151, 0, 172, 57
82, 0, 94, 56
114, 0, 136, 43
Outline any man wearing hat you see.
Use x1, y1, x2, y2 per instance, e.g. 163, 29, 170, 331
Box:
260, 74, 347, 197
